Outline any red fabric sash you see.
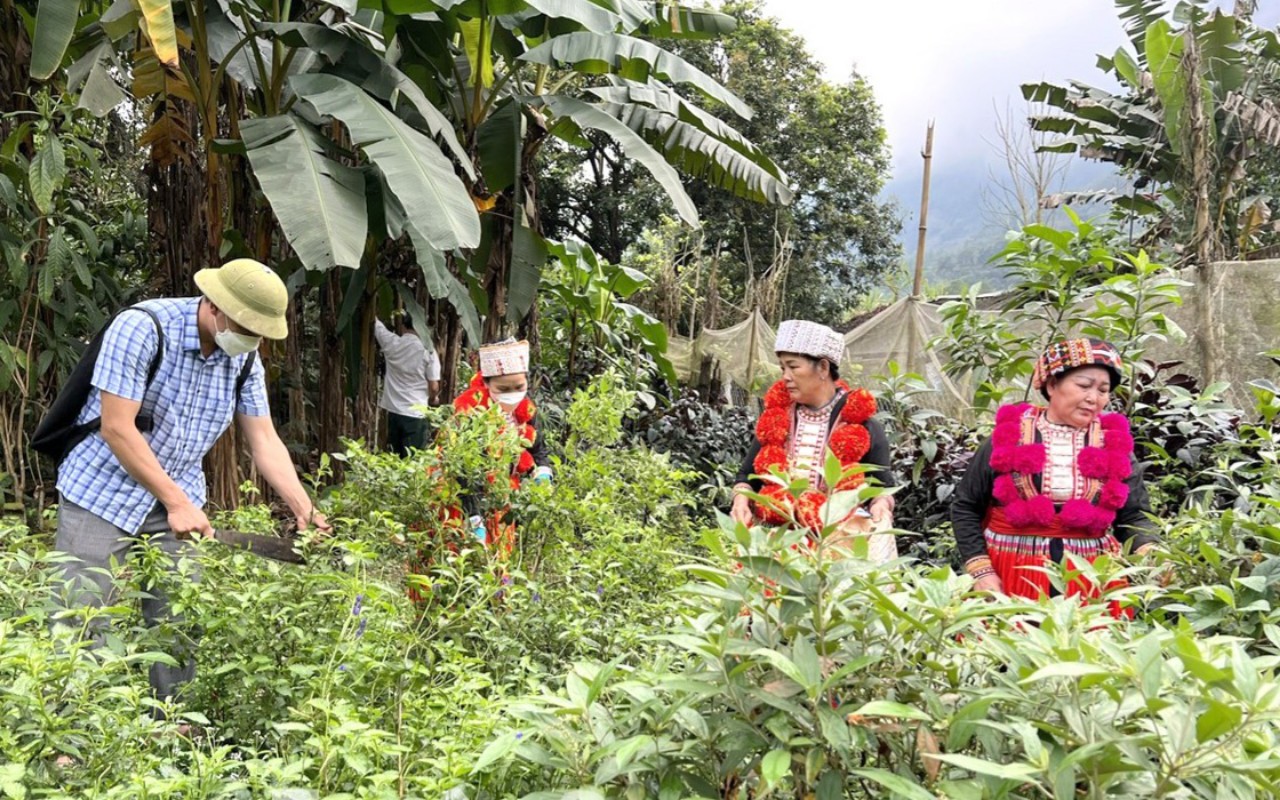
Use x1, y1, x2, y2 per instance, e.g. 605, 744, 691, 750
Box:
984, 506, 1099, 538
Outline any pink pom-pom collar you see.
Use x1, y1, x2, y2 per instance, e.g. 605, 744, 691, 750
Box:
988, 403, 1136, 535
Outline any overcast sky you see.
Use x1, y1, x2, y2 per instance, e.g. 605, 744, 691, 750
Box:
758, 1, 1280, 184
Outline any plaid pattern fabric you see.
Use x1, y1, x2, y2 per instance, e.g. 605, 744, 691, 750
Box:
1032, 338, 1123, 392
57, 297, 270, 533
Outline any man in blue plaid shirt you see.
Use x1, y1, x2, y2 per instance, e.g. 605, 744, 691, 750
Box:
55, 258, 328, 705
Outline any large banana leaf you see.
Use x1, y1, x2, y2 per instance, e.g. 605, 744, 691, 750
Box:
588, 80, 768, 165
67, 41, 126, 116
1115, 0, 1166, 61
523, 0, 621, 34
540, 93, 699, 226
30, 0, 81, 80
521, 32, 752, 120
241, 114, 368, 271
508, 206, 547, 323
476, 98, 522, 192
595, 98, 792, 205
411, 237, 482, 344
587, 79, 790, 203
268, 23, 473, 174
138, 0, 179, 67
644, 3, 736, 40
292, 73, 481, 251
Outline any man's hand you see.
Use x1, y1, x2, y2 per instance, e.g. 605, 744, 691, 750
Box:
298, 509, 332, 535
168, 500, 214, 539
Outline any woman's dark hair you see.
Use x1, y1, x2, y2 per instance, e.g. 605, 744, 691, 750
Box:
804, 355, 839, 381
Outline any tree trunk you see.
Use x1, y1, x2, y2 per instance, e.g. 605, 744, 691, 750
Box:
1184, 27, 1221, 384
318, 270, 347, 475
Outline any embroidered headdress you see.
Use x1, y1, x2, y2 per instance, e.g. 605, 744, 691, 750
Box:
774, 320, 843, 365
478, 339, 530, 378
1032, 338, 1123, 399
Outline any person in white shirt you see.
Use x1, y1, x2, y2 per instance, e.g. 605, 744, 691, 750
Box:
373, 313, 441, 456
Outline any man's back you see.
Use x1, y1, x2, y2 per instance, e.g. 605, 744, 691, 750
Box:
374, 320, 438, 417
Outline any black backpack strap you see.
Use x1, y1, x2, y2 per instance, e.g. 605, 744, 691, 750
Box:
114, 306, 165, 433
234, 351, 257, 409
132, 306, 165, 386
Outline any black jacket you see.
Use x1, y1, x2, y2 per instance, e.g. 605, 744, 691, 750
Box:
950, 436, 1158, 563
735, 393, 895, 490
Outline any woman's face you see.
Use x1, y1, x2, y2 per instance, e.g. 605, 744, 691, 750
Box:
778, 353, 830, 406
1045, 366, 1112, 428
485, 373, 528, 411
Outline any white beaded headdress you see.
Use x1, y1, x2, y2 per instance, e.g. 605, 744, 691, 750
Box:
478, 339, 530, 377
774, 320, 843, 365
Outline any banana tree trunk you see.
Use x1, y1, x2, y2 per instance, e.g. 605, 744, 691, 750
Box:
318, 269, 347, 477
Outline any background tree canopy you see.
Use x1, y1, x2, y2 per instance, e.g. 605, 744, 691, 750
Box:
539, 0, 902, 328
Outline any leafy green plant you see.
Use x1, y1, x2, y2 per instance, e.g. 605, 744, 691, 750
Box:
938, 214, 1186, 415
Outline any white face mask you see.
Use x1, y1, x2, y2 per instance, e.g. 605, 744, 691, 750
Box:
493, 390, 527, 408
215, 314, 261, 357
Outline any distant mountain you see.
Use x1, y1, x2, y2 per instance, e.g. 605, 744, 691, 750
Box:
884, 156, 1120, 294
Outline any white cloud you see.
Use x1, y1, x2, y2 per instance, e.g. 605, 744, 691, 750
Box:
759, 0, 1129, 171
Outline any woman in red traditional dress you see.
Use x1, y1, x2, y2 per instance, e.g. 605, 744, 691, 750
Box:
451, 339, 551, 554
728, 319, 898, 562
950, 338, 1158, 604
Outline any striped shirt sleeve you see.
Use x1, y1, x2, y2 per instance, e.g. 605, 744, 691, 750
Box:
236, 354, 271, 417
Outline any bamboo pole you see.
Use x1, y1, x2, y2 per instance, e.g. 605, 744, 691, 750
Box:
912, 122, 935, 297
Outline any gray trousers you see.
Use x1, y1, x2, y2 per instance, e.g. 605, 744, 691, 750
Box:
54, 499, 199, 706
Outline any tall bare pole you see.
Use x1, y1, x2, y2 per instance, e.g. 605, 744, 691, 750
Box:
912, 121, 935, 297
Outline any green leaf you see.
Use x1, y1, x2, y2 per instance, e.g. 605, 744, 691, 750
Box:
523, 0, 621, 34
67, 41, 126, 116
928, 753, 1039, 780
760, 750, 790, 787
412, 243, 481, 345
476, 98, 522, 193
1020, 662, 1114, 683
849, 700, 931, 721
471, 731, 522, 773
540, 94, 698, 226
850, 768, 935, 800
29, 133, 67, 215
100, 0, 140, 40
292, 73, 480, 251
41, 228, 71, 303
644, 4, 737, 40
508, 208, 547, 323
269, 23, 473, 175
458, 17, 494, 87
241, 113, 368, 272
589, 89, 791, 204
31, 0, 82, 81
1196, 698, 1242, 743
521, 32, 752, 120
1146, 20, 1188, 156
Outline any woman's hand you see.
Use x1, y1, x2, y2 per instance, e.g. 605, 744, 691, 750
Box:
730, 486, 754, 528
868, 495, 894, 524
1136, 543, 1174, 587
973, 573, 1004, 594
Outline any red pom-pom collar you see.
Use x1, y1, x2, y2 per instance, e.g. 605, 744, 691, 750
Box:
750, 380, 878, 525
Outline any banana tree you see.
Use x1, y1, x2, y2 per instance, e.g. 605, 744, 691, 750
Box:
1023, 0, 1280, 263
364, 0, 791, 358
